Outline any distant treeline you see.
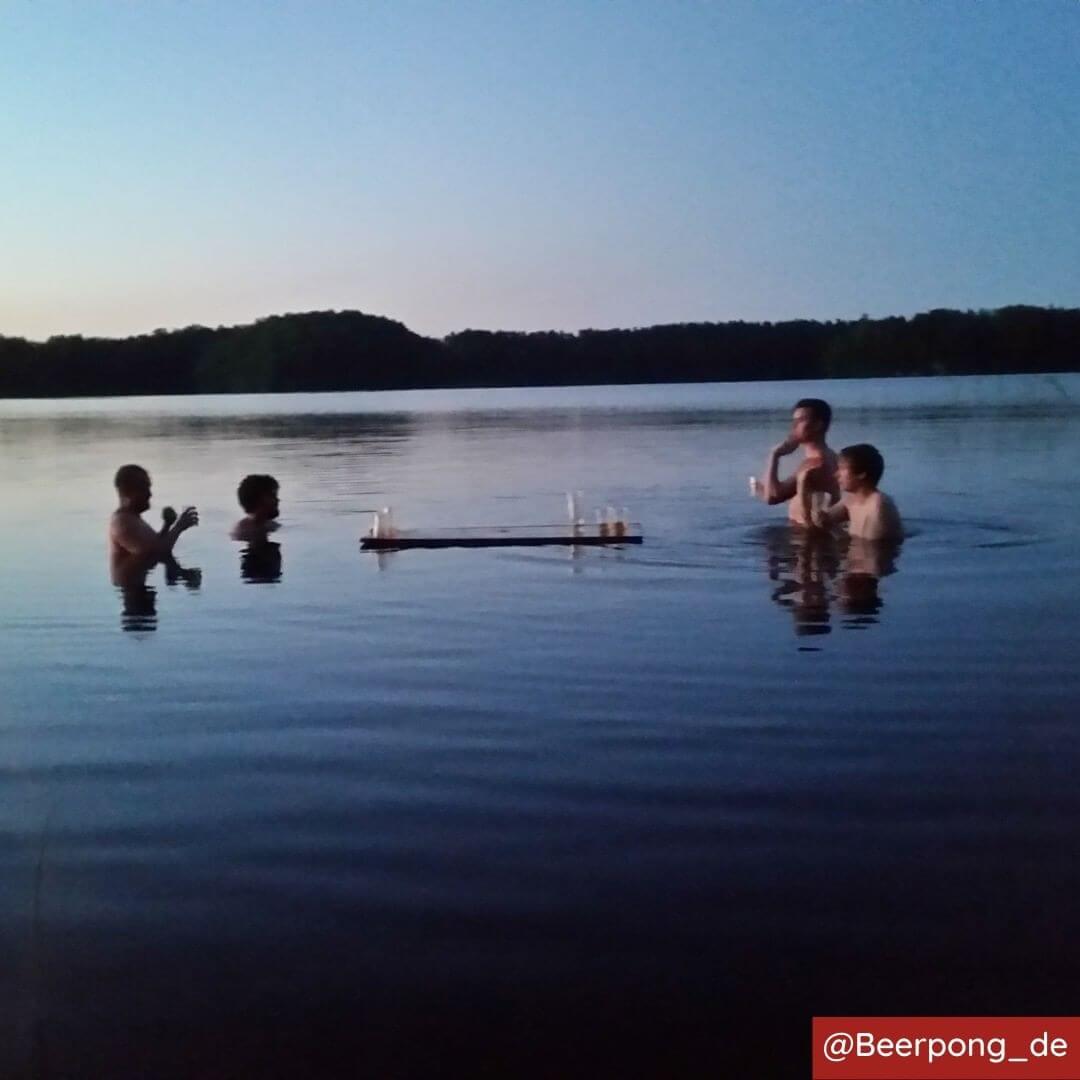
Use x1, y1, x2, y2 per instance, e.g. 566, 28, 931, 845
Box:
0, 305, 1077, 397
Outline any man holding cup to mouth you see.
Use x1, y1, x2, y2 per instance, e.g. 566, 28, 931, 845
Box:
751, 398, 839, 526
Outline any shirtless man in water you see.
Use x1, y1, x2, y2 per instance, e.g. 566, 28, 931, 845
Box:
109, 464, 198, 575
753, 398, 840, 526
230, 474, 280, 542
807, 443, 903, 541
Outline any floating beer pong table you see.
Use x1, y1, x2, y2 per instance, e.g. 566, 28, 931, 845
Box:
360, 523, 643, 551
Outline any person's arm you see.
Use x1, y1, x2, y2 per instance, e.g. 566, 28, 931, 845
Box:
111, 515, 164, 558
798, 465, 844, 529
113, 507, 197, 558
159, 507, 199, 552
823, 461, 841, 507
795, 464, 817, 526
763, 436, 800, 504
819, 500, 849, 528
809, 493, 849, 530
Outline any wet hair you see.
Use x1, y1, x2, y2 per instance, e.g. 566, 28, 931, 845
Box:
237, 474, 279, 513
840, 443, 885, 487
114, 464, 149, 493
794, 398, 832, 432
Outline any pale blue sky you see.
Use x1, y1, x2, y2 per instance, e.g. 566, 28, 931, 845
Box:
2, 1, 1077, 341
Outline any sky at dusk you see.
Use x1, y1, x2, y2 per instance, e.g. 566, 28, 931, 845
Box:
2, 0, 1078, 342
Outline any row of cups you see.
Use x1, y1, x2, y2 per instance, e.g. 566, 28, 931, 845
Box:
369, 497, 632, 540
567, 492, 631, 536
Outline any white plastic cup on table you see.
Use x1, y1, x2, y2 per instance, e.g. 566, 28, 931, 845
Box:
372, 506, 395, 539
566, 490, 585, 529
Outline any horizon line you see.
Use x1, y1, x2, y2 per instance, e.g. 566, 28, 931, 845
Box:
4, 301, 1075, 347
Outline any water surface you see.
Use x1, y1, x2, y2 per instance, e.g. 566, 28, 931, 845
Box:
1, 375, 1078, 1076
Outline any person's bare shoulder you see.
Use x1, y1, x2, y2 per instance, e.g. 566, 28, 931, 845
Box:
879, 492, 903, 536
110, 510, 157, 555
852, 491, 903, 541
231, 517, 276, 542
230, 517, 256, 542
110, 509, 135, 545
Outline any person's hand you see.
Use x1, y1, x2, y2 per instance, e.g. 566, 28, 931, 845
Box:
161, 506, 177, 527
772, 434, 800, 457
793, 461, 812, 491
177, 506, 199, 532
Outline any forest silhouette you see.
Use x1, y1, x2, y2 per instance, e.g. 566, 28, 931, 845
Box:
1, 305, 1076, 397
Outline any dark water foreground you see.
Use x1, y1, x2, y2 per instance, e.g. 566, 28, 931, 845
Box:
1, 376, 1078, 1077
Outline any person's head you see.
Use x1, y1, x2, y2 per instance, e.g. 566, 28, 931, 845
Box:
114, 464, 151, 513
838, 444, 885, 493
791, 398, 832, 444
237, 474, 280, 521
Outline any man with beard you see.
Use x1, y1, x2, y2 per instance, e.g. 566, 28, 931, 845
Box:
109, 464, 199, 561
230, 473, 281, 542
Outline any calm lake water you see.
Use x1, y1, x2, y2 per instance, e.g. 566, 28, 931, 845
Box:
1, 374, 1078, 1077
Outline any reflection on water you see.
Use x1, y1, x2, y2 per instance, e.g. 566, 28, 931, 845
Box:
119, 580, 157, 632
839, 536, 899, 625
2, 377, 1079, 1077
112, 554, 201, 632
762, 525, 900, 636
240, 540, 282, 584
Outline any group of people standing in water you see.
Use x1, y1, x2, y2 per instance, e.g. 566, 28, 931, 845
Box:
106, 395, 900, 632
108, 465, 281, 628
109, 464, 280, 564
751, 397, 903, 541
748, 396, 904, 636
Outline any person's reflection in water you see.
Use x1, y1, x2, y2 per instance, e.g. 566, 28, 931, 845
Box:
118, 573, 157, 632
113, 553, 201, 632
240, 540, 282, 584
764, 525, 840, 637
762, 524, 901, 637
835, 536, 900, 628
164, 553, 202, 591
